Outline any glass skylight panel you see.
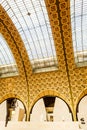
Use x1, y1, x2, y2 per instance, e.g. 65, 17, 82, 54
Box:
0, 34, 18, 78
0, 0, 58, 73
70, 0, 87, 67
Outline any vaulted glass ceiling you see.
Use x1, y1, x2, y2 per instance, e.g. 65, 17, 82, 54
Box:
0, 0, 58, 73
70, 0, 87, 67
0, 34, 18, 78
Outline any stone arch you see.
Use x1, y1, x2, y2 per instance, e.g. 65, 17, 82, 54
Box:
29, 90, 73, 120
0, 93, 27, 120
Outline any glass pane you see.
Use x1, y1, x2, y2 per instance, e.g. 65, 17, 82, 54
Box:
70, 0, 87, 67
0, 0, 58, 73
0, 34, 18, 78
